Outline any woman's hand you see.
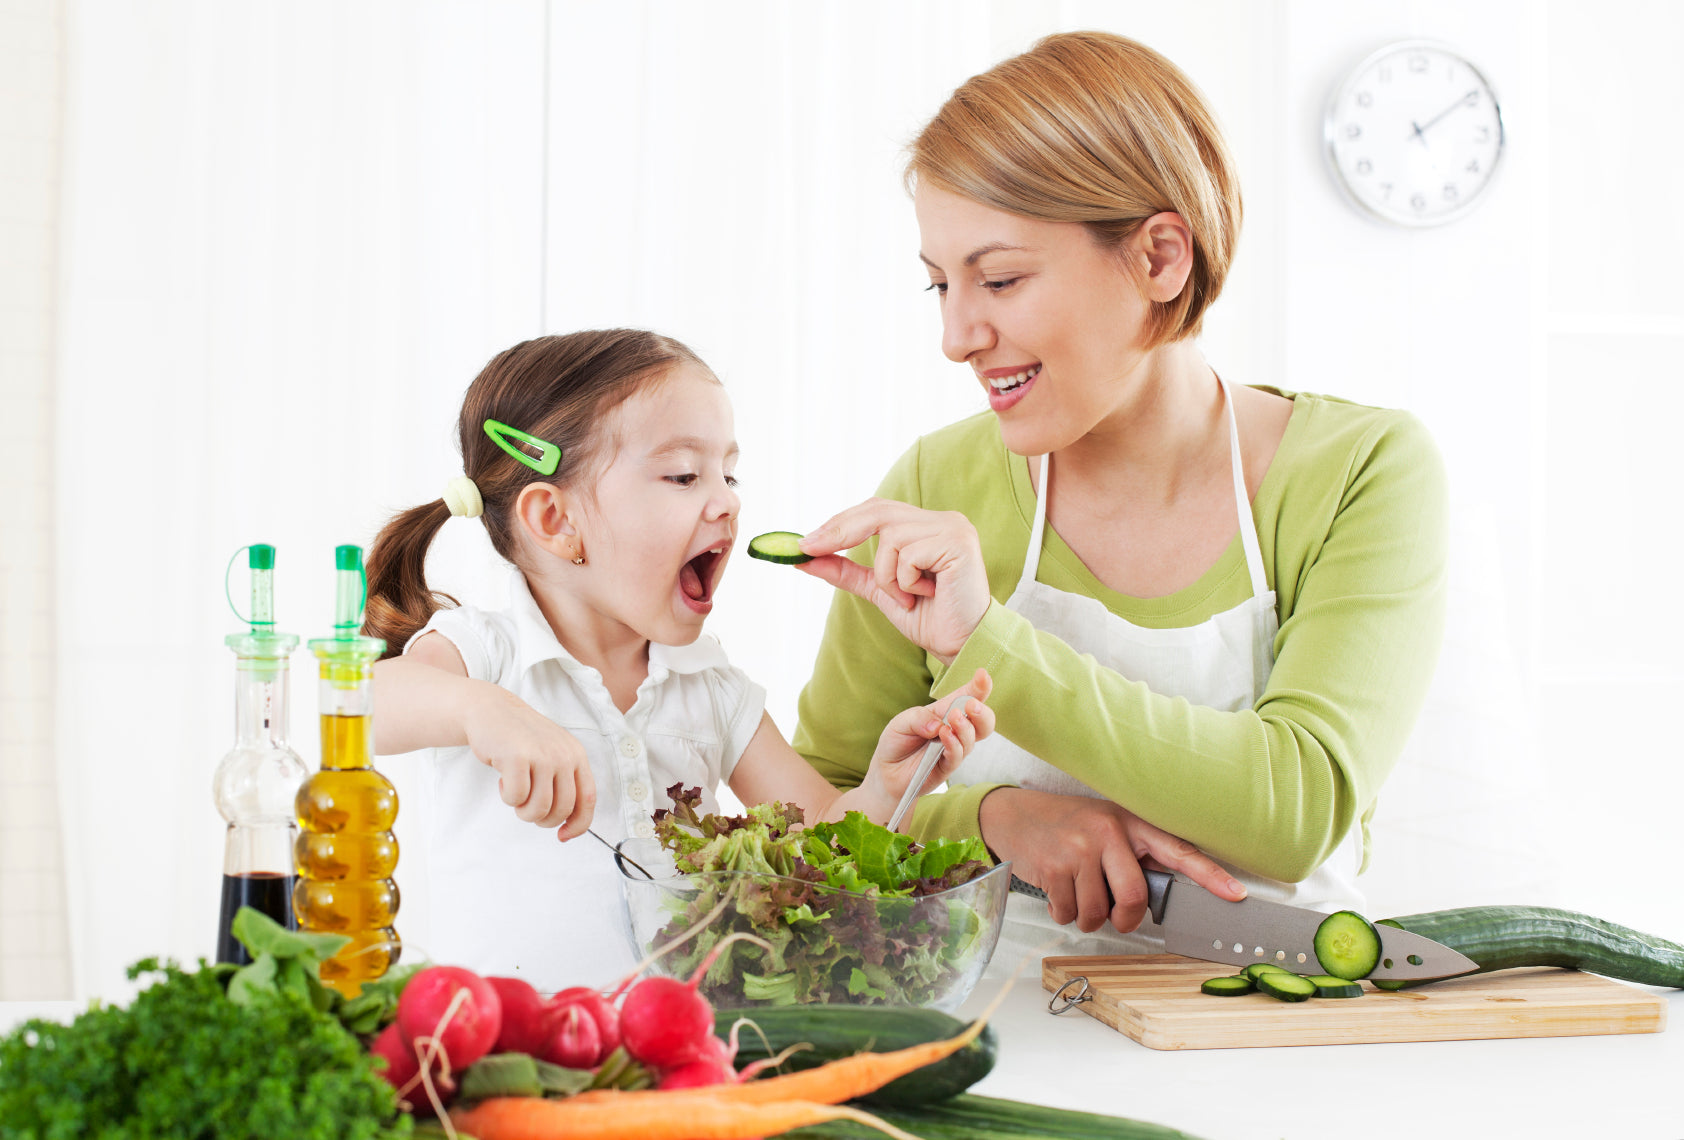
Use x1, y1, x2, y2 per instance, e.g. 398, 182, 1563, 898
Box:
461, 684, 597, 841
979, 787, 1246, 934
796, 498, 992, 663
861, 668, 995, 819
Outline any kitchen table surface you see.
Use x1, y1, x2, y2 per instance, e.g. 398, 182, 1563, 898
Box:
4, 968, 1680, 1138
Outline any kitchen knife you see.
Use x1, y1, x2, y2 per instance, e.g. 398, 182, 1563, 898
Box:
1010, 871, 1478, 982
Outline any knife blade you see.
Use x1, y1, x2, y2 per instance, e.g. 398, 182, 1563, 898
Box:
1010, 871, 1478, 982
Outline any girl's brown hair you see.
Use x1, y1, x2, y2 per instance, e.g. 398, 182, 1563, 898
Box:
907, 30, 1242, 347
364, 329, 708, 657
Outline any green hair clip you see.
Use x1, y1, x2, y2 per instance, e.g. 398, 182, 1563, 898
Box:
484, 418, 561, 476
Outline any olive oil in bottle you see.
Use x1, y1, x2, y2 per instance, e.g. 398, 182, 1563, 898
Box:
293, 545, 398, 995
213, 543, 307, 965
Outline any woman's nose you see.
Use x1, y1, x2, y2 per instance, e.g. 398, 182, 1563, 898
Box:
940, 288, 993, 364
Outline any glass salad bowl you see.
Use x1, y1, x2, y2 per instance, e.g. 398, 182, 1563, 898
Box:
615, 836, 1010, 1013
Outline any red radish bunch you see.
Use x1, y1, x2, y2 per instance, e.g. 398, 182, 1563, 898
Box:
368, 927, 776, 1109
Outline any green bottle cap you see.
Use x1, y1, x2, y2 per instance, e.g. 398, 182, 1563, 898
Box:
310, 544, 386, 670
225, 543, 298, 667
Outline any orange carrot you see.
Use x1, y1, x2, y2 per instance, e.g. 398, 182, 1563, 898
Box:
449, 1092, 920, 1140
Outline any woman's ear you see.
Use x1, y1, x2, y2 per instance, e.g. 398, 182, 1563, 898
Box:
514, 482, 579, 561
1133, 211, 1195, 302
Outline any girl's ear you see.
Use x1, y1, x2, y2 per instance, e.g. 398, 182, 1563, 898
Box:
514, 482, 578, 561
1132, 210, 1195, 302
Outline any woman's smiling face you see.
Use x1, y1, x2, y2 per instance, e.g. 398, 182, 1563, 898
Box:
915, 182, 1157, 456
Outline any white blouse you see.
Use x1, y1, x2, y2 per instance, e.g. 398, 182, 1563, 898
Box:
406, 571, 765, 992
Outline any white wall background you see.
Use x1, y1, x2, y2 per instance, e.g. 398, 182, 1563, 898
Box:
4, 0, 1680, 1000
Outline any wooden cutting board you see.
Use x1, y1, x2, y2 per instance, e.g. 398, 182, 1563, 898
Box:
1042, 954, 1668, 1050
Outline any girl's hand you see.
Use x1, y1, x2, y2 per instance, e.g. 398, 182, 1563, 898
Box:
863, 668, 995, 817
462, 685, 597, 840
796, 499, 992, 663
979, 787, 1247, 934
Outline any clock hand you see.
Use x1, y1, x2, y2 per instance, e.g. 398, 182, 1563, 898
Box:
1407, 89, 1481, 143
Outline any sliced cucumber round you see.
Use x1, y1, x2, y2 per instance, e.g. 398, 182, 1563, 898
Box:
1256, 972, 1318, 1002
1314, 910, 1382, 980
1241, 962, 1292, 981
1200, 975, 1255, 997
746, 531, 812, 564
1303, 974, 1364, 998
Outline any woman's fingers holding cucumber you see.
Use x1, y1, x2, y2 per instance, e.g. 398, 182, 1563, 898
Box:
795, 498, 991, 661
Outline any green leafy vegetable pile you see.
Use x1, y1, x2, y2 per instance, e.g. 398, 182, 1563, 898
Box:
0, 909, 415, 1139
647, 785, 995, 1007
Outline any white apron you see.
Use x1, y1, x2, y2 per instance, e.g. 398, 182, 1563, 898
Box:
950, 379, 1364, 975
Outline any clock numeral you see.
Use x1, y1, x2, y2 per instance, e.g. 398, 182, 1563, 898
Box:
1411, 192, 1428, 211
1356, 90, 1373, 108
1356, 159, 1373, 176
1378, 64, 1392, 83
1466, 158, 1481, 174
1442, 183, 1459, 202
1378, 181, 1393, 199
1408, 53, 1428, 73
1474, 125, 1491, 143
1345, 123, 1362, 140
1462, 89, 1480, 107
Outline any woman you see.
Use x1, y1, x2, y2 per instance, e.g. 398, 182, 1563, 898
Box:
790, 31, 1448, 964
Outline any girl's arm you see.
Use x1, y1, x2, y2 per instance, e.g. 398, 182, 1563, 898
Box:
373, 632, 597, 838
727, 671, 994, 830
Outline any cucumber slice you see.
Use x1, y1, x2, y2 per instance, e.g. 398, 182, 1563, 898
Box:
1256, 972, 1318, 1002
1200, 975, 1255, 996
1303, 974, 1364, 998
1314, 910, 1382, 980
746, 531, 812, 564
1241, 962, 1292, 981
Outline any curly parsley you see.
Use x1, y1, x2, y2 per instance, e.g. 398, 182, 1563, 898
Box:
0, 957, 411, 1139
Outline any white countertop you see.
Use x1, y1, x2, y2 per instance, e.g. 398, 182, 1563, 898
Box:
7, 975, 1681, 1138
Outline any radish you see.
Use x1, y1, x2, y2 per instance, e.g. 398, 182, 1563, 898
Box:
369, 1021, 419, 1091
545, 1001, 604, 1069
541, 985, 621, 1069
396, 965, 503, 1073
618, 975, 714, 1069
486, 975, 550, 1056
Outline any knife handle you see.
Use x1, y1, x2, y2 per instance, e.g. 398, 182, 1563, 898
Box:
1145, 869, 1171, 925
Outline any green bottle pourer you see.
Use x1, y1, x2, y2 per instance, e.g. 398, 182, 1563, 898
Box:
307, 545, 386, 684
214, 543, 308, 965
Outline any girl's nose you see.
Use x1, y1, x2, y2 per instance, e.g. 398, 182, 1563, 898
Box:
710, 479, 741, 521
940, 288, 994, 364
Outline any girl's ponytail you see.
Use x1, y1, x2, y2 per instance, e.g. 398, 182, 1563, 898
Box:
364, 499, 457, 658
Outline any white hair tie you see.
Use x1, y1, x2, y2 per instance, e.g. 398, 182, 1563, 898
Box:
443, 474, 484, 519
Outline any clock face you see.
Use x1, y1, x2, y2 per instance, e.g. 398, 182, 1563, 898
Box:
1324, 40, 1505, 227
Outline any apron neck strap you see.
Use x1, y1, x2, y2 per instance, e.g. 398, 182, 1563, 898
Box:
1219, 376, 1270, 599
1018, 377, 1269, 600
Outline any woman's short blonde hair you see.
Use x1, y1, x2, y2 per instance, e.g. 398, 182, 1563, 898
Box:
908, 31, 1242, 348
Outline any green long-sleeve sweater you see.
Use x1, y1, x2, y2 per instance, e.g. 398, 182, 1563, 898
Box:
791, 389, 1448, 883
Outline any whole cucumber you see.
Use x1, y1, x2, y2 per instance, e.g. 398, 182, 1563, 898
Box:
714, 1004, 996, 1108
1374, 905, 1684, 990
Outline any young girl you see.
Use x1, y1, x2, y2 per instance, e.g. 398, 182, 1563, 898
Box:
364, 329, 993, 991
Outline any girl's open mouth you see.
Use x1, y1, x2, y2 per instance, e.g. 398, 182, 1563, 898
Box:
678, 545, 727, 614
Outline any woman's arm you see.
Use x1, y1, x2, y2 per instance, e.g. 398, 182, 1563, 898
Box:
794, 407, 1449, 885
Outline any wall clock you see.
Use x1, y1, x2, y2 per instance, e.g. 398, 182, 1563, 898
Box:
1324, 39, 1506, 227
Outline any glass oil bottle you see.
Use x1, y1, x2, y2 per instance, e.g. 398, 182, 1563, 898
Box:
213, 543, 307, 965
293, 544, 398, 995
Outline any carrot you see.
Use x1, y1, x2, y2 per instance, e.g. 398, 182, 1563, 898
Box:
449, 1092, 921, 1140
